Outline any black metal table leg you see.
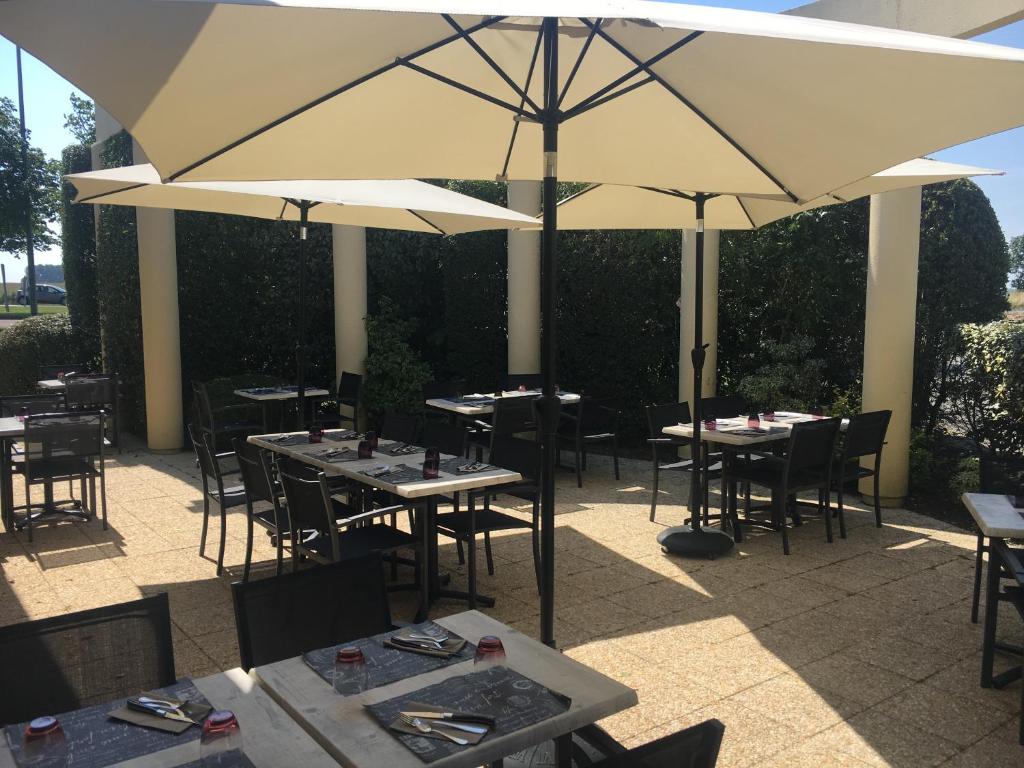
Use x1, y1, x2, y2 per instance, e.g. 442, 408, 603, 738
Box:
1, 438, 11, 531
982, 538, 1005, 688
425, 493, 495, 609
554, 733, 572, 768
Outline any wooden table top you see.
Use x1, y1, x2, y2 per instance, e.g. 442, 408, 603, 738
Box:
0, 416, 23, 440
252, 611, 637, 768
249, 431, 521, 500
235, 386, 331, 401
664, 412, 848, 448
425, 391, 580, 417
962, 492, 1024, 539
0, 669, 337, 768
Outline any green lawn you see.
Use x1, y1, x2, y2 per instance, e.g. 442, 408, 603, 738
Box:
0, 282, 67, 317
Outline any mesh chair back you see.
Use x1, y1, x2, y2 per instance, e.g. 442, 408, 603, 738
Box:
39, 364, 88, 380
420, 421, 468, 457
0, 394, 64, 417
581, 396, 620, 434
0, 594, 175, 725
65, 374, 116, 410
191, 381, 215, 431
701, 395, 746, 420
231, 552, 392, 671
842, 410, 891, 459
23, 412, 104, 464
592, 718, 724, 768
337, 371, 363, 407
489, 436, 542, 484
277, 462, 335, 535
187, 424, 219, 481
233, 438, 275, 504
380, 411, 419, 444
492, 397, 538, 437
979, 449, 1024, 495
646, 403, 692, 438
501, 373, 543, 391
787, 418, 842, 473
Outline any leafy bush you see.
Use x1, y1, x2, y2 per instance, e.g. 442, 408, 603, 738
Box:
829, 385, 862, 419
908, 429, 937, 493
948, 456, 980, 501
0, 314, 82, 394
361, 299, 431, 426
735, 335, 827, 412
60, 143, 99, 364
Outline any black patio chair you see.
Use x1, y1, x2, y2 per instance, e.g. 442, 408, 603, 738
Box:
468, 394, 539, 461
970, 448, 1024, 624
318, 371, 362, 430
64, 373, 121, 451
724, 418, 842, 555
556, 396, 623, 487
831, 409, 891, 536
701, 394, 746, 420
191, 380, 262, 452
574, 718, 725, 767
38, 363, 89, 380
16, 411, 107, 542
232, 437, 290, 582
188, 424, 245, 576
501, 373, 543, 391
0, 594, 175, 725
231, 552, 393, 671
436, 436, 542, 601
421, 380, 458, 423
646, 402, 721, 524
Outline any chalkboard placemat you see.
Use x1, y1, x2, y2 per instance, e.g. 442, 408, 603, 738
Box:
178, 749, 257, 768
360, 465, 426, 485
307, 447, 362, 463
263, 434, 308, 447
3, 679, 208, 768
324, 429, 358, 442
437, 457, 494, 476
303, 622, 475, 692
366, 666, 571, 763
446, 396, 495, 406
379, 442, 424, 457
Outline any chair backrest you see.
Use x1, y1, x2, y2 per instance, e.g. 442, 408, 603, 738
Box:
786, 418, 842, 474
701, 395, 746, 420
191, 381, 215, 430
233, 437, 275, 504
489, 436, 542, 484
337, 371, 363, 406
380, 410, 419, 444
187, 423, 220, 482
65, 374, 117, 410
0, 594, 175, 725
231, 552, 392, 671
39, 363, 88, 380
277, 460, 338, 541
23, 412, 104, 465
979, 449, 1024, 495
646, 402, 692, 438
420, 421, 468, 457
591, 718, 725, 768
492, 396, 538, 438
581, 396, 620, 435
501, 373, 543, 391
841, 410, 891, 460
0, 394, 65, 418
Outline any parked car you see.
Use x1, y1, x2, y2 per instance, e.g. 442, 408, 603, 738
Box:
16, 284, 66, 305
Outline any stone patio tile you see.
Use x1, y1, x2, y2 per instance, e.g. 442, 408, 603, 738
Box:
800, 552, 919, 592
663, 634, 790, 699
874, 682, 1013, 747
726, 672, 865, 737
876, 536, 966, 568
759, 739, 879, 768
755, 574, 849, 611
768, 605, 877, 652
556, 597, 649, 640
749, 625, 840, 669
922, 651, 1021, 714
844, 633, 961, 682
885, 609, 985, 660
796, 652, 916, 706
605, 578, 717, 618
941, 719, 1023, 767
811, 709, 960, 767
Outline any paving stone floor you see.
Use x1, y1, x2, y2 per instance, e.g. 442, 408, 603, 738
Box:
1, 440, 1021, 767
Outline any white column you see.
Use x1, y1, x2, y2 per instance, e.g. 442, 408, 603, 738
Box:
132, 140, 183, 451
861, 187, 922, 506
332, 224, 367, 380
507, 181, 542, 374
679, 228, 720, 408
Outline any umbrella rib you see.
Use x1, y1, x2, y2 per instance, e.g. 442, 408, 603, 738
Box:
407, 209, 447, 235
167, 15, 508, 181
275, 199, 289, 220
640, 186, 694, 201
556, 183, 602, 206
580, 19, 799, 204
500, 26, 545, 180
75, 182, 148, 205
557, 18, 601, 108
442, 14, 542, 116
398, 59, 532, 118
735, 197, 756, 228
562, 76, 655, 121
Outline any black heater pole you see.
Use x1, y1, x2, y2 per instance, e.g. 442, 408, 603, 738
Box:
657, 194, 734, 558
539, 15, 559, 648
295, 201, 310, 429
16, 47, 37, 316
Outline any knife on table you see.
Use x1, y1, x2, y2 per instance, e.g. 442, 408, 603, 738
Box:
399, 711, 495, 727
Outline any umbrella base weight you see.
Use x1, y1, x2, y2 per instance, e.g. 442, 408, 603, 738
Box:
657, 526, 734, 559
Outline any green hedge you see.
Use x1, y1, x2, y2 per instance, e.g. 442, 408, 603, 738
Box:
0, 314, 82, 394
60, 143, 99, 364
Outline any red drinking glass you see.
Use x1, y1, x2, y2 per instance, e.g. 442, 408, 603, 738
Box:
308, 423, 323, 443
517, 384, 527, 393
423, 447, 440, 479
200, 711, 242, 762
703, 417, 717, 431
333, 647, 368, 695
474, 635, 506, 669
357, 440, 372, 459
22, 716, 66, 766
747, 413, 760, 429
366, 430, 378, 450
764, 410, 775, 422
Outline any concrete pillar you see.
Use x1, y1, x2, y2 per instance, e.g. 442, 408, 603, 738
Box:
506, 181, 542, 374
679, 229, 720, 409
861, 188, 922, 506
132, 140, 184, 451
332, 224, 368, 380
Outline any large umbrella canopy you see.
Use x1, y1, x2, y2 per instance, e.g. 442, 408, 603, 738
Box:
67, 163, 536, 426
552, 159, 1004, 230
67, 164, 537, 234
13, 0, 1024, 646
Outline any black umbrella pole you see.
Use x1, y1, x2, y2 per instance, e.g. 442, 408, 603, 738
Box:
539, 16, 558, 649
295, 204, 309, 430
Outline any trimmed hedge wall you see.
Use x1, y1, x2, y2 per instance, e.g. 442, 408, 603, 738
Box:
60, 144, 99, 364
0, 315, 82, 395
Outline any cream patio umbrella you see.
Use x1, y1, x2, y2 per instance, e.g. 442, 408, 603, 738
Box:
67, 164, 536, 423
12, 0, 1024, 645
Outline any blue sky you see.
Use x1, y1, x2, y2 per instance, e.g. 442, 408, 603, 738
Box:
1, 0, 1022, 279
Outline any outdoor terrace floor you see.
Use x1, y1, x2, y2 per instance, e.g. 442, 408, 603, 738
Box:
1, 442, 1021, 767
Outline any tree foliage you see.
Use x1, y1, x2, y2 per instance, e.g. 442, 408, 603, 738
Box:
0, 314, 83, 395
0, 96, 60, 256
362, 298, 432, 425
64, 94, 96, 146
61, 143, 100, 364
1010, 235, 1024, 291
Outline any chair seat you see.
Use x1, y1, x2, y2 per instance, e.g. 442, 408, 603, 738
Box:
338, 523, 419, 554
253, 507, 289, 533
468, 483, 538, 504
436, 508, 533, 537
583, 432, 615, 441
659, 458, 723, 475
730, 457, 827, 490
211, 484, 248, 509
833, 460, 875, 482
219, 420, 263, 435
15, 458, 99, 482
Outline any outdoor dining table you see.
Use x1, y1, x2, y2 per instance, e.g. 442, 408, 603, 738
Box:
0, 668, 337, 768
249, 430, 522, 612
963, 492, 1024, 690
36, 379, 66, 391
235, 385, 332, 431
251, 610, 638, 768
0, 416, 21, 532
425, 390, 581, 419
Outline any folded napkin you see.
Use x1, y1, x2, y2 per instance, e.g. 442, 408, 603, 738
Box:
388, 713, 487, 746
265, 434, 307, 446
324, 429, 359, 442
309, 447, 362, 463
108, 692, 212, 734
384, 628, 467, 658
